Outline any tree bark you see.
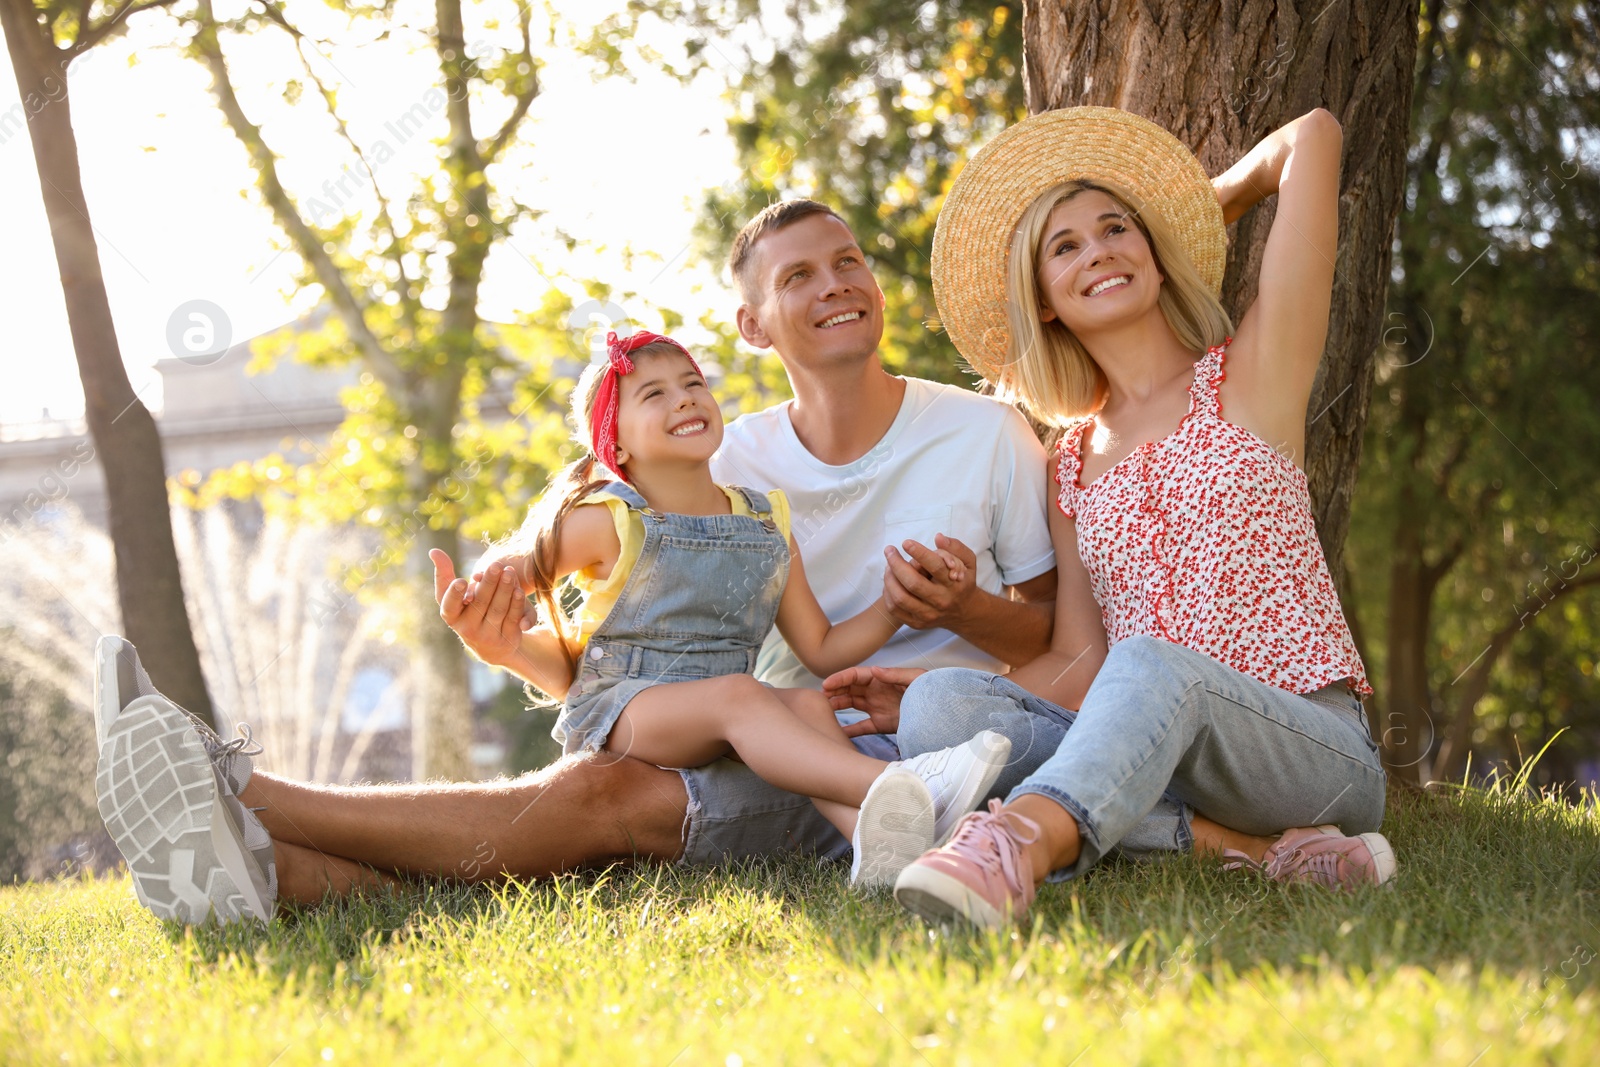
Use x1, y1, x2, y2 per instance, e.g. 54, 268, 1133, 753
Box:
1020, 0, 1420, 579
2, 0, 213, 726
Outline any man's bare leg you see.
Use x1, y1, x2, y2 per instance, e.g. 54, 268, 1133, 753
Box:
242, 752, 690, 887
275, 840, 401, 905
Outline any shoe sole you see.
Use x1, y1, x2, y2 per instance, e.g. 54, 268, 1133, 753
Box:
1355, 832, 1398, 886
96, 696, 271, 925
894, 863, 1007, 929
931, 732, 1012, 846
851, 772, 935, 889
93, 634, 133, 752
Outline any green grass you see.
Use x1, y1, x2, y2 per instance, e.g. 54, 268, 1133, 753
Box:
4, 782, 1598, 1066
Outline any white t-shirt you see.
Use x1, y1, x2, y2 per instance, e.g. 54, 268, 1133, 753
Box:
709, 376, 1056, 690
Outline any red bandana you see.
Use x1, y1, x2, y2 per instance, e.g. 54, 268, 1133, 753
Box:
590, 330, 701, 481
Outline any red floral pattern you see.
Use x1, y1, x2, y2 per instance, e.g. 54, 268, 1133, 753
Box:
1054, 342, 1371, 696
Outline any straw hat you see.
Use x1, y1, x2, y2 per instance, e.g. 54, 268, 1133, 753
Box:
931, 107, 1226, 380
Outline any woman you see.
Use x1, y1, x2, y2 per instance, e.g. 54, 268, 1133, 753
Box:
885, 107, 1392, 927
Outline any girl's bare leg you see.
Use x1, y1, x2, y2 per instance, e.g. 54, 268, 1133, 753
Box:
605, 675, 889, 808
774, 688, 860, 750
773, 688, 864, 838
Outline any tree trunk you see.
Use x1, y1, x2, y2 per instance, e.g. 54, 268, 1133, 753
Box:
1384, 516, 1436, 777
2, 0, 214, 726
1021, 0, 1420, 580
410, 526, 472, 781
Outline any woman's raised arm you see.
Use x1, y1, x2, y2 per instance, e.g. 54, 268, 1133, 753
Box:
1213, 108, 1344, 459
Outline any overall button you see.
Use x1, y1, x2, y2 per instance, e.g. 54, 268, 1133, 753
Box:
588, 646, 604, 661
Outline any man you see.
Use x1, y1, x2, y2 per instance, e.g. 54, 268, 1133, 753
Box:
93, 200, 1059, 922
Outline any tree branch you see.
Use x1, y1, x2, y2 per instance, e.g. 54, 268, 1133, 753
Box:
1431, 425, 1473, 494
480, 1, 540, 165
251, 0, 417, 321
1422, 479, 1499, 589
188, 1, 407, 400
1433, 568, 1600, 779
71, 0, 182, 55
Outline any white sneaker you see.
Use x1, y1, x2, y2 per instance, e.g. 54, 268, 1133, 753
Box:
894, 730, 1012, 845
850, 769, 935, 889
95, 635, 257, 793
94, 635, 154, 751
94, 639, 276, 925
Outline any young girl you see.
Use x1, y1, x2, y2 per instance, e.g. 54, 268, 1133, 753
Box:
457, 329, 1009, 887
875, 106, 1393, 926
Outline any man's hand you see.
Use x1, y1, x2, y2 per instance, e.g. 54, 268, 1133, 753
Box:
822, 665, 926, 738
432, 548, 527, 667
883, 534, 979, 630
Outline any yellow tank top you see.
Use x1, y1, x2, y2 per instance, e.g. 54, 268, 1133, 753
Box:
569, 486, 792, 647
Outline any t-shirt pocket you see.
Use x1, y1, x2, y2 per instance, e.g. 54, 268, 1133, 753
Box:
883, 505, 954, 563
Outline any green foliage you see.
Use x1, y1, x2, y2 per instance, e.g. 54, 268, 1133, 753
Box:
171, 1, 586, 561
3, 782, 1597, 1063
1346, 0, 1600, 777
0, 651, 100, 884
595, 1, 1025, 384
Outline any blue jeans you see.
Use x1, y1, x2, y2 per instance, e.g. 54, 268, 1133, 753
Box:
901, 635, 1386, 879
897, 667, 1193, 863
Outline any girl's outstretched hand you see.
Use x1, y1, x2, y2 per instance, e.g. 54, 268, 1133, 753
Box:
464, 547, 532, 604
822, 665, 927, 737
432, 548, 527, 667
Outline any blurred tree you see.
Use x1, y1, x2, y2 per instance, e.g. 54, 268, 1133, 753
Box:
0, 646, 104, 882
1345, 0, 1600, 783
591, 0, 1025, 384
182, 0, 568, 778
0, 0, 216, 727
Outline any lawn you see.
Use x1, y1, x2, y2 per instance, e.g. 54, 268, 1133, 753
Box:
3, 779, 1596, 1066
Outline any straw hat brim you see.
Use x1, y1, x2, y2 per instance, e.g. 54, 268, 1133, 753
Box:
931, 107, 1226, 380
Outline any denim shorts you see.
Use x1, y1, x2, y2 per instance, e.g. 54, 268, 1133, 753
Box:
676, 715, 898, 865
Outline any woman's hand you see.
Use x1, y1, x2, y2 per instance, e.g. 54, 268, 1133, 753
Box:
1211, 108, 1340, 227
822, 665, 926, 737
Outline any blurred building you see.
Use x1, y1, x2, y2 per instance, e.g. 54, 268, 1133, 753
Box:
0, 311, 525, 782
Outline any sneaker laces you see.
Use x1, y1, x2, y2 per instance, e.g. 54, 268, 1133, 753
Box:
184, 716, 262, 794
1219, 848, 1261, 874
1263, 842, 1347, 886
185, 716, 260, 760
943, 799, 1040, 889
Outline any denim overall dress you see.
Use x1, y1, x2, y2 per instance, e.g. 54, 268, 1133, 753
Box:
553, 481, 791, 756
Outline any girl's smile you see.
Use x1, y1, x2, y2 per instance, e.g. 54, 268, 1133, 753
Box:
668, 418, 711, 437
614, 351, 725, 471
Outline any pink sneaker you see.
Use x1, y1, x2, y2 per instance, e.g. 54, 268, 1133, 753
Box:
893, 799, 1041, 928
1232, 825, 1397, 889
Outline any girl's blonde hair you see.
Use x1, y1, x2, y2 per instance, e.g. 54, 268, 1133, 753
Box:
488, 341, 688, 686
995, 180, 1233, 426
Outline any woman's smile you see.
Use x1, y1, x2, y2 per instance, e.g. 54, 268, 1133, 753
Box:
1083, 273, 1134, 297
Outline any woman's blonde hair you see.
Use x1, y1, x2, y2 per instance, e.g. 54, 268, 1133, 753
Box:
995, 180, 1233, 426
487, 341, 686, 689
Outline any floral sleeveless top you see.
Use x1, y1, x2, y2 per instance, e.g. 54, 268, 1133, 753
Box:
1054, 341, 1371, 696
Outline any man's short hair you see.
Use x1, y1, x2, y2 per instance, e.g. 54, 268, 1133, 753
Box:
728, 199, 848, 302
